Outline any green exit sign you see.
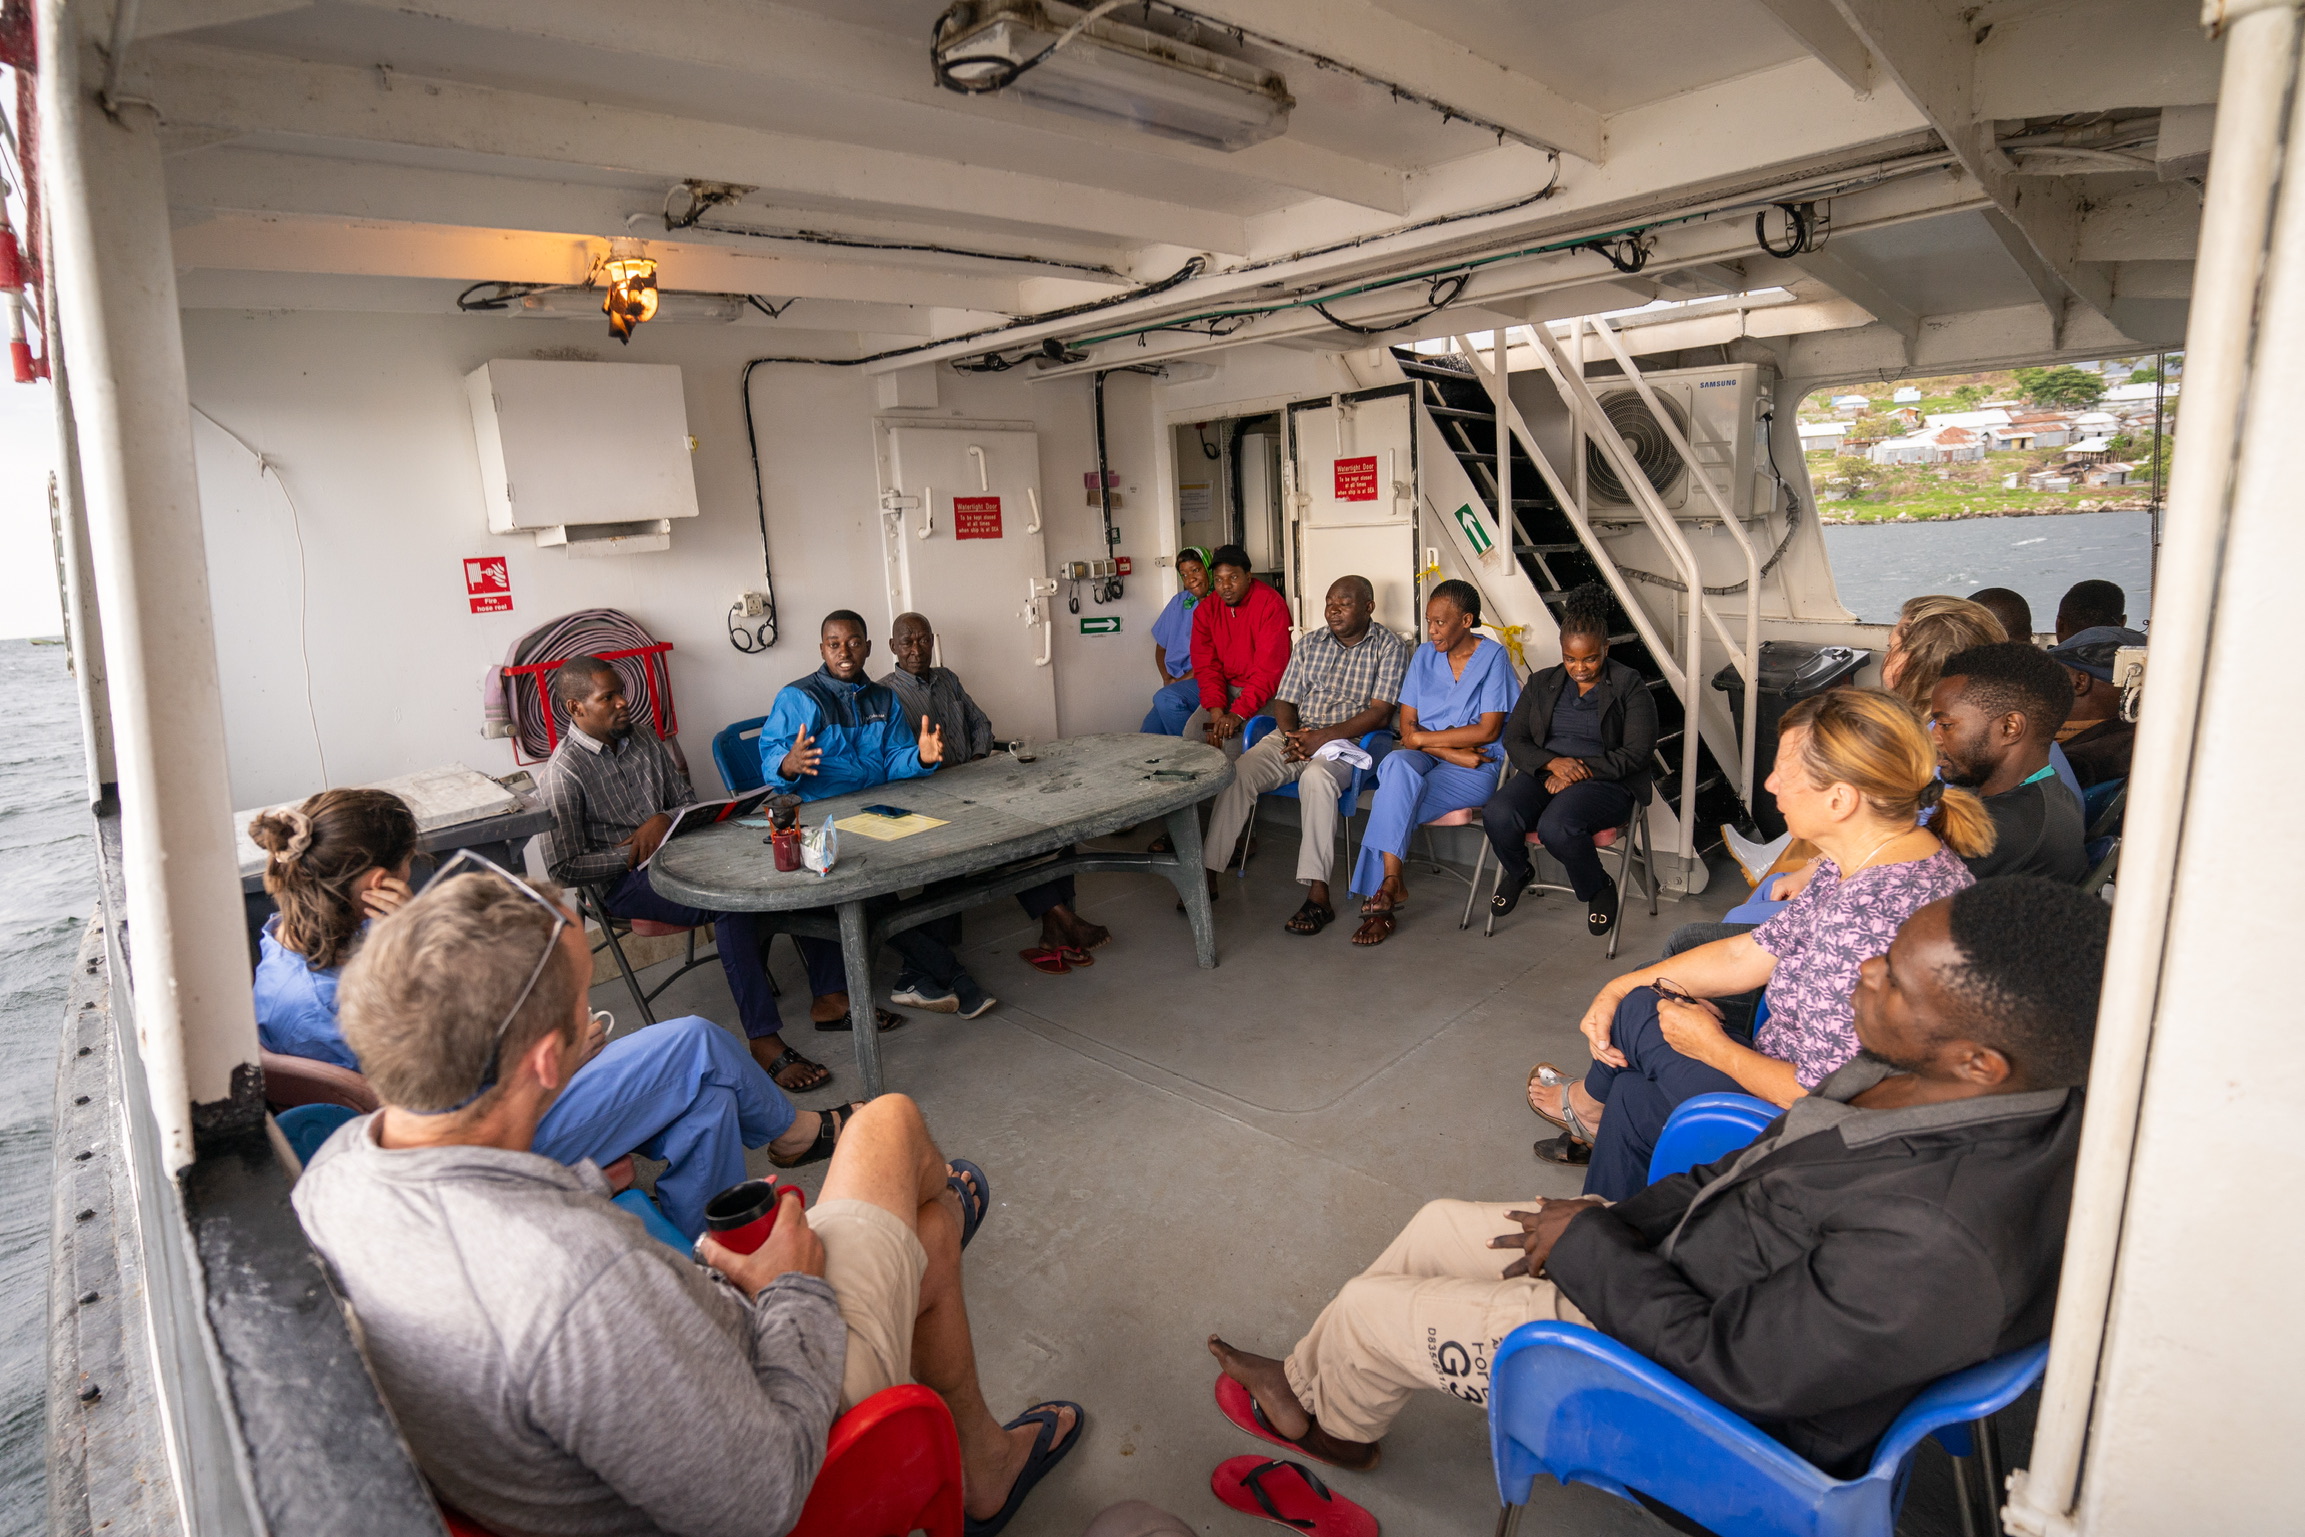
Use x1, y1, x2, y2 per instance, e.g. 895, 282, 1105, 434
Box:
1080, 616, 1122, 634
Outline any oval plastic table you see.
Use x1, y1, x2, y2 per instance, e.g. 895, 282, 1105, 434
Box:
649, 732, 1234, 1097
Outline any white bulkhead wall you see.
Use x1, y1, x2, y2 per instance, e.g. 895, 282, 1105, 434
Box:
179, 311, 1179, 807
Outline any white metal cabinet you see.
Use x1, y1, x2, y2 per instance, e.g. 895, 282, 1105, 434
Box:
465, 360, 701, 537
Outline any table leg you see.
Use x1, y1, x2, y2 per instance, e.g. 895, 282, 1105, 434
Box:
1166, 804, 1218, 969
839, 900, 883, 1099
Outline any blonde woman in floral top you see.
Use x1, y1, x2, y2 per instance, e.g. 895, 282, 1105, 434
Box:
1528, 688, 1997, 1199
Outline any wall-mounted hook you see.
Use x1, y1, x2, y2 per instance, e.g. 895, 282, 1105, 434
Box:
918, 484, 934, 539
1024, 486, 1043, 535
965, 444, 989, 493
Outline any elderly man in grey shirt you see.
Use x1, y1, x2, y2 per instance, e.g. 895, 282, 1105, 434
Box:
293, 866, 1082, 1537
880, 611, 1114, 975
1201, 576, 1410, 936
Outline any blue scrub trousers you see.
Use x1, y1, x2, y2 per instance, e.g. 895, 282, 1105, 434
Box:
535, 1014, 795, 1239
604, 867, 846, 1039
1349, 749, 1500, 897
1579, 989, 1746, 1202
1142, 677, 1202, 735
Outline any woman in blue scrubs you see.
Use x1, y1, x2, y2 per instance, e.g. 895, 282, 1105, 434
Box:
1142, 545, 1213, 734
1349, 579, 1516, 945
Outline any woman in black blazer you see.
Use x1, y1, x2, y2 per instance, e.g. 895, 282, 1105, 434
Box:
1483, 584, 1659, 935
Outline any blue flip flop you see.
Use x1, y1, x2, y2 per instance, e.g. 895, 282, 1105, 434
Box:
964, 1400, 1085, 1537
947, 1159, 991, 1249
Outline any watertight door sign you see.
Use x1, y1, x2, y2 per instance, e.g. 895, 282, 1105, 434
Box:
1333, 455, 1380, 501
464, 556, 513, 613
953, 496, 1002, 539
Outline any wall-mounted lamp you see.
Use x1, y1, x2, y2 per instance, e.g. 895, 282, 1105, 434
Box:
601, 237, 660, 343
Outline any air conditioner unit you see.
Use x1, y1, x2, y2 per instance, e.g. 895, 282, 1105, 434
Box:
933, 1, 1294, 151
1509, 361, 1769, 521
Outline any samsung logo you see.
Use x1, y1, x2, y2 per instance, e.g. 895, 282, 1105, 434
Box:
1699, 379, 1736, 387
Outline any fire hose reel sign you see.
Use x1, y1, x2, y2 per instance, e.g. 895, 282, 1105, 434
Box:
465, 556, 514, 614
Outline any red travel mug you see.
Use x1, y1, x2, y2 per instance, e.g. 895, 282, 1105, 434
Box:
703, 1179, 804, 1255
771, 828, 803, 872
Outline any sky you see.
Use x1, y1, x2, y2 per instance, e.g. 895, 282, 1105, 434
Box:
0, 382, 57, 638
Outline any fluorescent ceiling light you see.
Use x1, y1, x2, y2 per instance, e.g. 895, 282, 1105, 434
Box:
936, 1, 1292, 152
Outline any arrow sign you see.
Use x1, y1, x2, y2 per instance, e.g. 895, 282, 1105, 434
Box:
1079, 616, 1122, 634
1451, 502, 1495, 556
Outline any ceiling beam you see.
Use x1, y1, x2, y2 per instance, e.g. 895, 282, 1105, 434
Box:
1747, 0, 1875, 96
298, 0, 1409, 215
136, 0, 309, 37
1825, 0, 2116, 331
1178, 0, 1606, 162
1785, 246, 1919, 342
138, 42, 1250, 255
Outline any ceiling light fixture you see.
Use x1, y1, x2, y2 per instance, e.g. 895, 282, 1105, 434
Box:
601, 237, 660, 343
932, 0, 1292, 152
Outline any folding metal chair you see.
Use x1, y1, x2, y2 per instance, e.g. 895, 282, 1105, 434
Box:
576, 881, 748, 1027
1463, 772, 1657, 959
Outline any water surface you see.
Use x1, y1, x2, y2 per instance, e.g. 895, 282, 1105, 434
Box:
0, 640, 93, 1537
1821, 509, 2154, 630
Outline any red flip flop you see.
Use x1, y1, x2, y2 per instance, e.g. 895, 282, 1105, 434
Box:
1212, 1456, 1378, 1536
1018, 946, 1071, 974
1214, 1375, 1373, 1470
1057, 945, 1095, 968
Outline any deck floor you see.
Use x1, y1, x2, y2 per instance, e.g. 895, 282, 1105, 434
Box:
592, 823, 2022, 1537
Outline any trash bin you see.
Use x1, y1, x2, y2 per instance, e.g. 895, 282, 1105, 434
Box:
1711, 641, 1871, 839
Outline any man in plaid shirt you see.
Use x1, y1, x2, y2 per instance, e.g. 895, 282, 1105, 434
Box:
537, 656, 864, 1094
1201, 577, 1410, 935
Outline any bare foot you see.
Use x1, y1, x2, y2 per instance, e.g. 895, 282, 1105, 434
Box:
1060, 913, 1111, 950
766, 1110, 823, 1161
1526, 1076, 1605, 1137
966, 1402, 1080, 1522
1206, 1336, 1381, 1471
809, 991, 849, 1025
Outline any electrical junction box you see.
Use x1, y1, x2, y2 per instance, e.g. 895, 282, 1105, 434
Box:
465, 360, 701, 549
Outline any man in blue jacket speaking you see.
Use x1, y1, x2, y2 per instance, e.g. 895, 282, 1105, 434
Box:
759, 611, 997, 1018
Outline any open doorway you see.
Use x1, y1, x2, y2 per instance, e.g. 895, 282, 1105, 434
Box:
1172, 414, 1283, 583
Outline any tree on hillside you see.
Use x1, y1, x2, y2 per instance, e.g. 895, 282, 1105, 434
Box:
2129, 362, 2164, 384
1951, 383, 1988, 410
2014, 366, 2106, 409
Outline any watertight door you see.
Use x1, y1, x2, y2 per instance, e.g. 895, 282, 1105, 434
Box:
1285, 394, 1418, 639
878, 423, 1060, 743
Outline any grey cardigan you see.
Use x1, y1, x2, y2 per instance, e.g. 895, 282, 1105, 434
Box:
1500, 656, 1659, 796
293, 1118, 846, 1537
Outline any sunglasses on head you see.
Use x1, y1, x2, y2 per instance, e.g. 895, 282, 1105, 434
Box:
412, 849, 572, 1113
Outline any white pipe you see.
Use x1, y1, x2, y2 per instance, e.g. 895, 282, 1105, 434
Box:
2004, 5, 2300, 1532
1451, 337, 1685, 692
38, 0, 263, 1174
1588, 315, 1762, 805
1525, 322, 1709, 862
1493, 328, 1511, 542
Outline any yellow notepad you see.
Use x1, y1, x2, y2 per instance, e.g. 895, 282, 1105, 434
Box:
833, 812, 949, 842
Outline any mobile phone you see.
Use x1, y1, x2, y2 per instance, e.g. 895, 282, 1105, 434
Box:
859, 803, 912, 818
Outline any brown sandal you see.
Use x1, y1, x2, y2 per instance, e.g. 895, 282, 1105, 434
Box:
1351, 910, 1396, 946
762, 1045, 832, 1094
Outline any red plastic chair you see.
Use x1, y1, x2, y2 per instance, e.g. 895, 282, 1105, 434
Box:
433, 1386, 961, 1537
790, 1385, 966, 1537
260, 1050, 380, 1113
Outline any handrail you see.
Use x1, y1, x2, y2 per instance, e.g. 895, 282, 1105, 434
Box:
1587, 314, 1762, 804
1449, 338, 1685, 695
1522, 322, 1717, 860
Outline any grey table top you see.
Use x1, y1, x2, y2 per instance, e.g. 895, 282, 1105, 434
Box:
649, 732, 1232, 911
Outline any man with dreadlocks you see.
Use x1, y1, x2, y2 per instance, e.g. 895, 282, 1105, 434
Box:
1482, 583, 1660, 938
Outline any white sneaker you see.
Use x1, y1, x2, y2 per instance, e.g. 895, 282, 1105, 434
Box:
891, 983, 960, 1013
1721, 824, 1792, 888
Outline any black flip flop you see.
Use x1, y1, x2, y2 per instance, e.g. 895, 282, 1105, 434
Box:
1285, 899, 1333, 935
814, 1006, 910, 1034
947, 1159, 991, 1249
1534, 1134, 1592, 1166
761, 1045, 832, 1094
964, 1401, 1085, 1537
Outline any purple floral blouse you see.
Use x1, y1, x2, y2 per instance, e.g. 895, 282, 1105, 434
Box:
1751, 847, 1975, 1089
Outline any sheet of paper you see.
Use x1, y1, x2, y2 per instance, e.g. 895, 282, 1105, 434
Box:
832, 812, 949, 842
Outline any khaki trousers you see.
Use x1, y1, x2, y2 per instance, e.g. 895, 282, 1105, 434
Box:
1283, 1200, 1591, 1444
1202, 735, 1353, 886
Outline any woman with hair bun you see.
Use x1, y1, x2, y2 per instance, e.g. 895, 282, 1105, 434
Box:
1347, 579, 1517, 946
1481, 582, 1658, 937
250, 787, 858, 1237
1527, 687, 1995, 1199
1882, 594, 2006, 716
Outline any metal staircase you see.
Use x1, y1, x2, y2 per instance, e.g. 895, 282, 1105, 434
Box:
1394, 344, 1746, 860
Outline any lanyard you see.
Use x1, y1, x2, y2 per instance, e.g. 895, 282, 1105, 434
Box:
2020, 763, 2058, 787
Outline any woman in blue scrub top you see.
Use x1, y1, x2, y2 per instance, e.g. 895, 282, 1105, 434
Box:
1350, 579, 1516, 946
1142, 545, 1213, 735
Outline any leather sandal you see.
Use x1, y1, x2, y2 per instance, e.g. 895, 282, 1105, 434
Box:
769, 1101, 861, 1168
1285, 899, 1333, 935
1534, 1133, 1592, 1166
761, 1045, 832, 1094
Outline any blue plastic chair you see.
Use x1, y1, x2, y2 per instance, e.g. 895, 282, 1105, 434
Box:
1490, 1091, 2049, 1537
275, 1103, 359, 1167
1646, 1091, 1779, 1183
612, 1188, 695, 1256
714, 715, 770, 794
1234, 716, 1390, 881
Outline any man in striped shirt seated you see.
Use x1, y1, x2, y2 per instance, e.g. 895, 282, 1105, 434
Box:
1199, 575, 1410, 936
537, 656, 860, 1095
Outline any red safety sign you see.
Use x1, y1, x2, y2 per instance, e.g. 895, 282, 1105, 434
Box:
1333, 455, 1379, 501
464, 556, 514, 614
953, 495, 1003, 540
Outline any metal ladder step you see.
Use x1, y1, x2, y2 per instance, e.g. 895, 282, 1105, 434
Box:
1424, 402, 1495, 421
1514, 541, 1582, 555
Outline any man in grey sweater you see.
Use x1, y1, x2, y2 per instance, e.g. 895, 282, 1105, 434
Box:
292, 867, 1082, 1537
